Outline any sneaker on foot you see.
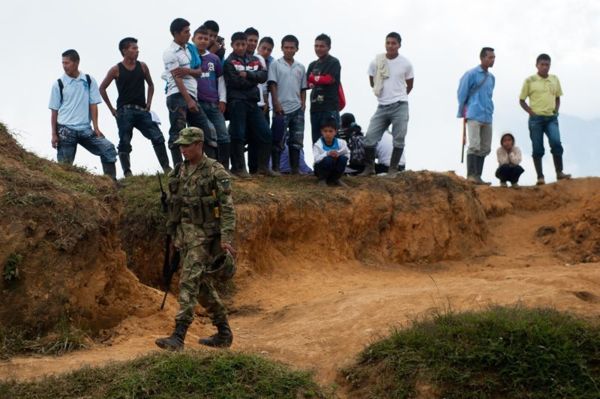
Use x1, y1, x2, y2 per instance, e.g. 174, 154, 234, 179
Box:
500, 181, 508, 187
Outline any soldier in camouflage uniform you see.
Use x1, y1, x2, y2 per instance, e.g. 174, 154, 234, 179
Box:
155, 127, 236, 351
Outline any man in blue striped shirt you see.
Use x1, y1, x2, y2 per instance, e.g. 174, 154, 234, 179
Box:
457, 47, 496, 185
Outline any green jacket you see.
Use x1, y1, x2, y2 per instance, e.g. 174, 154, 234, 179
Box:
166, 156, 235, 247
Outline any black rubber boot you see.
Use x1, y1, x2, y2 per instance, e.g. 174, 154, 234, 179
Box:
466, 153, 477, 183
205, 144, 217, 160
257, 143, 280, 177
271, 149, 281, 173
358, 146, 376, 177
475, 156, 491, 185
155, 322, 188, 351
170, 146, 183, 167
218, 143, 231, 170
230, 140, 250, 178
289, 148, 300, 175
552, 154, 571, 180
384, 147, 404, 178
533, 157, 545, 185
153, 144, 172, 173
102, 162, 117, 181
118, 153, 132, 177
199, 321, 233, 348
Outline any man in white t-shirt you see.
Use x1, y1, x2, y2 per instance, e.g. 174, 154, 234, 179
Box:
359, 32, 414, 178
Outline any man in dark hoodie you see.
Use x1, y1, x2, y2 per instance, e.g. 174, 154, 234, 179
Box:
223, 31, 277, 177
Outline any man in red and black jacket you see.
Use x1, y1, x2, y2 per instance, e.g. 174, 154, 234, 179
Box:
307, 33, 342, 144
224, 31, 278, 177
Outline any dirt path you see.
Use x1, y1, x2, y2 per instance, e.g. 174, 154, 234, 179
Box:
2, 188, 600, 395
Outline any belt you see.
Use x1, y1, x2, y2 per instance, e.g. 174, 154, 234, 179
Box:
379, 100, 407, 108
119, 104, 146, 111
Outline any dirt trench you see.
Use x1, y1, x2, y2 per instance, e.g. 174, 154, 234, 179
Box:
1, 123, 600, 396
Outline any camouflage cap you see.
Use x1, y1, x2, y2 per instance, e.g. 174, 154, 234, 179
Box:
174, 127, 204, 145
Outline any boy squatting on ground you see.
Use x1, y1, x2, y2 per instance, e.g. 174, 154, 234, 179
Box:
49, 49, 118, 180
99, 37, 171, 177
313, 118, 349, 187
495, 132, 524, 187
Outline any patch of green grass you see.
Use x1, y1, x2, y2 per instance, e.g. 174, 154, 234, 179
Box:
0, 351, 333, 398
3, 253, 22, 282
0, 318, 88, 360
343, 306, 600, 399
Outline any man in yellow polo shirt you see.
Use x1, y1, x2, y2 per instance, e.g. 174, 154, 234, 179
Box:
519, 53, 571, 185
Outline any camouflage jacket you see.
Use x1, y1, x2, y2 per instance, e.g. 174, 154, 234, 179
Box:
166, 156, 235, 247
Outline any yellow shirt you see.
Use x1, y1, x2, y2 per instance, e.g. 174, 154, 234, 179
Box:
519, 74, 562, 116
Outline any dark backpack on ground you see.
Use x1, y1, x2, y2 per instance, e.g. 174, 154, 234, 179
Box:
339, 123, 366, 168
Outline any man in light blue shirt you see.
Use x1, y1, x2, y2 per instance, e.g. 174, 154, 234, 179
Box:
268, 34, 307, 174
457, 47, 496, 185
49, 49, 117, 180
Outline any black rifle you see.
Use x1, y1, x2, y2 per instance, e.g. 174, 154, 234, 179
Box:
158, 173, 180, 310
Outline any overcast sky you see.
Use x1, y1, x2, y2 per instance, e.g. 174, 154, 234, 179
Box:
1, 0, 599, 184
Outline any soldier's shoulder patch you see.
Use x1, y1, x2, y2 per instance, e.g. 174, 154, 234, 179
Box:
219, 178, 232, 194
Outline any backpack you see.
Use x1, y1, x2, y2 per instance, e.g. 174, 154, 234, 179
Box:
348, 134, 366, 168
57, 74, 91, 103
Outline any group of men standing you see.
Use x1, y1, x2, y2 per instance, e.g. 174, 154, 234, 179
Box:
458, 48, 570, 185
47, 20, 572, 351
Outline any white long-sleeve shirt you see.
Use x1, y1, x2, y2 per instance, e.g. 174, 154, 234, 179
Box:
496, 146, 522, 165
313, 137, 350, 164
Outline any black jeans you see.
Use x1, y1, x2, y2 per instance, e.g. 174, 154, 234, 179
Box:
495, 164, 524, 183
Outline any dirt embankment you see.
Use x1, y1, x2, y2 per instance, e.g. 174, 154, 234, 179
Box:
120, 172, 489, 289
0, 126, 156, 336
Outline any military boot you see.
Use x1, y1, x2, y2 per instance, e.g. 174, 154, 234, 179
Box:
289, 147, 300, 175
155, 322, 188, 351
102, 162, 117, 181
533, 157, 545, 185
358, 146, 376, 177
205, 144, 218, 160
118, 153, 133, 177
218, 143, 231, 170
230, 140, 250, 178
170, 146, 183, 167
257, 143, 280, 177
384, 147, 404, 179
553, 154, 571, 180
199, 321, 233, 348
153, 144, 172, 173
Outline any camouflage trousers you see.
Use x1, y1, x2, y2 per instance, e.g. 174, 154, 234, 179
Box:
175, 239, 227, 326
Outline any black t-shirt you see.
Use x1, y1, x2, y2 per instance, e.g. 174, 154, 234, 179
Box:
307, 55, 341, 113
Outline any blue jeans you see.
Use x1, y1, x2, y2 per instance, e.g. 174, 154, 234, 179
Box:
364, 101, 409, 149
166, 93, 216, 149
314, 155, 348, 182
227, 100, 272, 144
528, 114, 563, 158
199, 101, 229, 144
56, 125, 117, 164
310, 110, 340, 144
116, 107, 165, 153
274, 108, 305, 151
